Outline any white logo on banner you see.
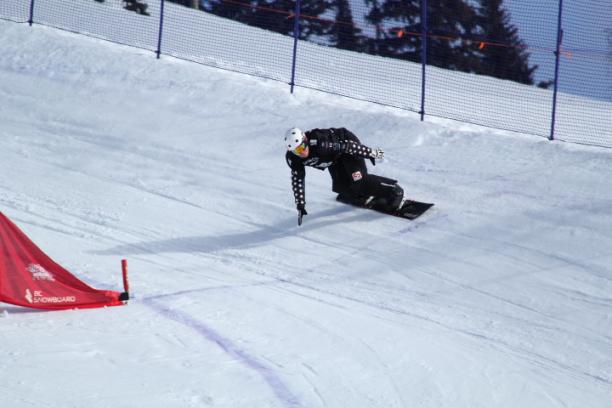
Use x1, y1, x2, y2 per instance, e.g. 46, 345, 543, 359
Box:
23, 288, 76, 304
27, 264, 55, 281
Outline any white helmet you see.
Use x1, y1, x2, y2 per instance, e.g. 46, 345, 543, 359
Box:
284, 127, 305, 151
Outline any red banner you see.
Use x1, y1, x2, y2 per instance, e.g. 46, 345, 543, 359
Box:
0, 212, 125, 310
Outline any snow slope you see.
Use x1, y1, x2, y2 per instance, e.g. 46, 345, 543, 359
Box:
1, 19, 612, 408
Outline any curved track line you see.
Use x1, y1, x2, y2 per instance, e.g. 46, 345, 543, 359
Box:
142, 298, 303, 408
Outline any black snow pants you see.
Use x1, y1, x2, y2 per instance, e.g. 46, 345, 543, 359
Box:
328, 138, 403, 211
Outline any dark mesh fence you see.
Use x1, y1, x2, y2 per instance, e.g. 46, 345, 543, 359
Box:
424, 1, 558, 137
554, 1, 612, 146
0, 0, 29, 22
1, 0, 611, 147
161, 1, 294, 83
32, 0, 158, 51
293, 0, 423, 111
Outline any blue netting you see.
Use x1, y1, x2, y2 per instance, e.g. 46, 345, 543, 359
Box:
0, 0, 29, 22
161, 2, 294, 83
293, 0, 423, 111
424, 0, 558, 137
33, 0, 158, 51
1, 0, 610, 147
554, 1, 612, 146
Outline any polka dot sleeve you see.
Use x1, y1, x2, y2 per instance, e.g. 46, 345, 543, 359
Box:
291, 169, 305, 207
343, 140, 373, 158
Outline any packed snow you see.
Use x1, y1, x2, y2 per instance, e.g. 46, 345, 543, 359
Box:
1, 18, 611, 408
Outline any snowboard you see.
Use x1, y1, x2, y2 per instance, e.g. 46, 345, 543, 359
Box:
337, 195, 434, 220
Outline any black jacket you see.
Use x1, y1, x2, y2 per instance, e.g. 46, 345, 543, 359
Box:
285, 128, 374, 208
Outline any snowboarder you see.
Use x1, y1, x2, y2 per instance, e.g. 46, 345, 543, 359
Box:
284, 127, 405, 225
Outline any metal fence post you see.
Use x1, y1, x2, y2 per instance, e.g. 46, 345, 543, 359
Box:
289, 0, 302, 94
420, 0, 428, 121
156, 0, 166, 59
28, 0, 35, 26
550, 0, 564, 141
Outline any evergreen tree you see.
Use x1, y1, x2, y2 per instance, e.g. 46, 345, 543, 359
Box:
202, 0, 252, 22
363, 0, 480, 69
425, 0, 480, 72
290, 0, 334, 40
475, 0, 536, 84
363, 0, 385, 55
330, 0, 363, 51
203, 0, 333, 41
167, 0, 200, 9
377, 0, 421, 61
172, 0, 199, 8
360, 0, 537, 85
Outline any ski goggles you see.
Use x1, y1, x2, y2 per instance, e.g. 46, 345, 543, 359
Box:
293, 140, 309, 157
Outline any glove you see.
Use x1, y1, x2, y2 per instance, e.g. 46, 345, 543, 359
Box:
297, 204, 307, 226
370, 147, 384, 159
369, 147, 384, 166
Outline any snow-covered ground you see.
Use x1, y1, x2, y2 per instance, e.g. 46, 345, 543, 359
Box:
1, 19, 612, 408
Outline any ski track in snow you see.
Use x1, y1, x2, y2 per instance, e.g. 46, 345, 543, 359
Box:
142, 297, 304, 408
